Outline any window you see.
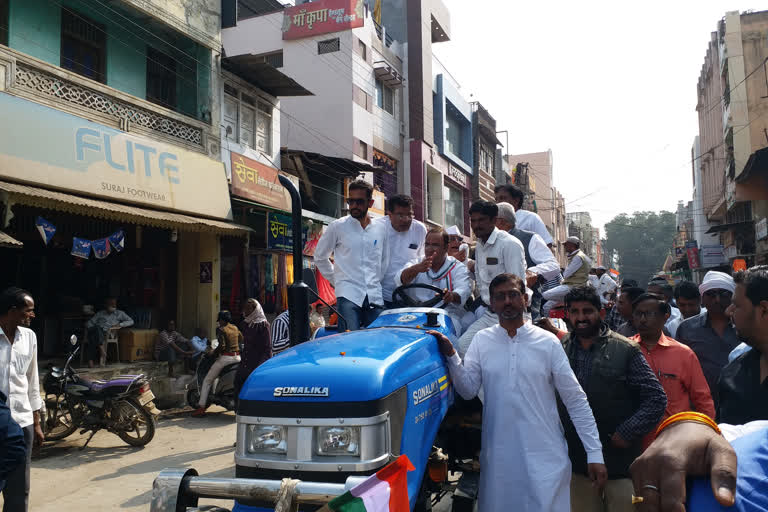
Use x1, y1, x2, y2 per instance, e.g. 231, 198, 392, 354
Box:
353, 85, 372, 112
479, 145, 493, 173
146, 47, 177, 109
375, 79, 394, 115
354, 139, 368, 160
355, 38, 367, 61
318, 38, 340, 54
0, 0, 8, 46
444, 184, 464, 232
223, 83, 273, 153
60, 10, 106, 83
426, 164, 443, 224
445, 107, 464, 157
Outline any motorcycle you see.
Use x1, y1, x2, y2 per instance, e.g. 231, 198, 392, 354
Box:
42, 335, 160, 449
185, 340, 239, 411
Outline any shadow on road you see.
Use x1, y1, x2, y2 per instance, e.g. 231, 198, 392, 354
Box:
93, 444, 235, 481
161, 410, 235, 430
119, 459, 236, 508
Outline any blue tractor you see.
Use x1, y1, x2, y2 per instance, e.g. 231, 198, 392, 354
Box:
151, 179, 480, 512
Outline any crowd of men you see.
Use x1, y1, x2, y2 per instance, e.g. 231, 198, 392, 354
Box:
2, 177, 767, 512
313, 179, 767, 512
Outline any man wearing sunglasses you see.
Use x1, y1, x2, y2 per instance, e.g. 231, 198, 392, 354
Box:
676, 271, 741, 405
315, 180, 387, 331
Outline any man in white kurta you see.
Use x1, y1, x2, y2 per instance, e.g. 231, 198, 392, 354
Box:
430, 273, 606, 511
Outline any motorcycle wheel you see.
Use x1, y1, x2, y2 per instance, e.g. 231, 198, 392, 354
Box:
186, 388, 201, 409
114, 399, 156, 447
44, 397, 81, 441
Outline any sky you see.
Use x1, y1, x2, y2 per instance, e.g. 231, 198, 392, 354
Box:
432, 0, 753, 231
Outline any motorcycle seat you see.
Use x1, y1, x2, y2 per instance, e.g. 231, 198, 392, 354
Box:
222, 362, 240, 373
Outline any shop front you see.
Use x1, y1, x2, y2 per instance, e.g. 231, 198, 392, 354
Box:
224, 150, 336, 317
0, 93, 247, 358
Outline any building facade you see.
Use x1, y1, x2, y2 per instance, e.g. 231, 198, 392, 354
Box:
0, 0, 244, 353
470, 102, 500, 202
696, 10, 768, 269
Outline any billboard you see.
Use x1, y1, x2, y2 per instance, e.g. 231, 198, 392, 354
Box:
282, 0, 364, 40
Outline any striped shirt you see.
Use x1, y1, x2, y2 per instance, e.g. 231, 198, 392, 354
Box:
271, 311, 290, 354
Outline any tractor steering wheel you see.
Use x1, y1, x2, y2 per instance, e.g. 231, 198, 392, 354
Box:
392, 283, 445, 308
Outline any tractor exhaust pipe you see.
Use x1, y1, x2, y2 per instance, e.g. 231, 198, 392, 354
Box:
279, 175, 310, 346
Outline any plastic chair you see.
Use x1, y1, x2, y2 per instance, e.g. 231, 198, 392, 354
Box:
105, 330, 120, 363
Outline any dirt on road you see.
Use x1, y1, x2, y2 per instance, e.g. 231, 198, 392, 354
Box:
2, 407, 237, 512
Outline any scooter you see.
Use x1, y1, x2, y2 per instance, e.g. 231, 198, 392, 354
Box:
185, 340, 239, 411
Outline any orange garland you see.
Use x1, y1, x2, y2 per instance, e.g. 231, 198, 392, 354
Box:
655, 411, 721, 439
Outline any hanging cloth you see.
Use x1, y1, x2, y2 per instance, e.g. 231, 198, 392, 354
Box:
315, 268, 337, 306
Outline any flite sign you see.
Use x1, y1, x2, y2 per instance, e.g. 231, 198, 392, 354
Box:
230, 152, 291, 211
282, 0, 364, 40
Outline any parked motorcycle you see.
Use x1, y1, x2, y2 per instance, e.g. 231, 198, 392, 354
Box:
42, 335, 160, 449
186, 340, 239, 411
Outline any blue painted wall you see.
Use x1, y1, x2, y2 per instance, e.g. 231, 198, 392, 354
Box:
6, 0, 209, 121
8, 0, 61, 64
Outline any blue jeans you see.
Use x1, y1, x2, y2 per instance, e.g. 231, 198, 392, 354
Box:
337, 296, 383, 331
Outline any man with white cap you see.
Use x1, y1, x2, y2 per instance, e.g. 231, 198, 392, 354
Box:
445, 225, 470, 264
676, 270, 741, 403
540, 236, 592, 316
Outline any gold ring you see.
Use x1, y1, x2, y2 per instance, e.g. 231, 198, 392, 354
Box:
632, 495, 644, 505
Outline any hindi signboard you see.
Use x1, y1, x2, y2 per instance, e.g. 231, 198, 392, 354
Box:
267, 212, 293, 252
282, 0, 364, 40
230, 152, 291, 211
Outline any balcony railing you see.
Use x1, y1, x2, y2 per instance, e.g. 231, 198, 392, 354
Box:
0, 47, 207, 152
373, 21, 394, 48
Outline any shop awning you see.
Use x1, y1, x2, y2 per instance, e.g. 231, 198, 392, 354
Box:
0, 231, 22, 249
0, 181, 252, 236
281, 149, 390, 180
222, 56, 313, 97
705, 220, 754, 234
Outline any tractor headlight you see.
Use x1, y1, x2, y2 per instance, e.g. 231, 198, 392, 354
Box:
314, 426, 360, 456
247, 425, 287, 454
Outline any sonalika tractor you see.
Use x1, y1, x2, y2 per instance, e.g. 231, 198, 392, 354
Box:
150, 178, 481, 512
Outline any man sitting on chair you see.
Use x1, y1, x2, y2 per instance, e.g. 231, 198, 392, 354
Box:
86, 298, 134, 368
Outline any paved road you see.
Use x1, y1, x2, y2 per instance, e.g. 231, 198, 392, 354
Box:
1, 406, 457, 511
4, 407, 237, 512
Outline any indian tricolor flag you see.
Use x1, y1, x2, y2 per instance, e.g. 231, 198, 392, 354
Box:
319, 455, 415, 512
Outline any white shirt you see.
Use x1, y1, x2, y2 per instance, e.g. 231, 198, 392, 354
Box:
314, 215, 388, 307
665, 306, 682, 337
395, 255, 472, 326
447, 323, 603, 511
520, 232, 560, 280
0, 326, 43, 428
515, 209, 554, 245
597, 274, 618, 303
375, 217, 426, 302
474, 228, 526, 305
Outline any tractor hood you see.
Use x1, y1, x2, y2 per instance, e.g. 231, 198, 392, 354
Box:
238, 310, 452, 404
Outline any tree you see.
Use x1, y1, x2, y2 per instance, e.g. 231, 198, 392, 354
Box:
603, 211, 676, 285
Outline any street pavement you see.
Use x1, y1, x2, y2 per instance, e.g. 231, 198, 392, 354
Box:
1, 406, 456, 511
5, 406, 238, 512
